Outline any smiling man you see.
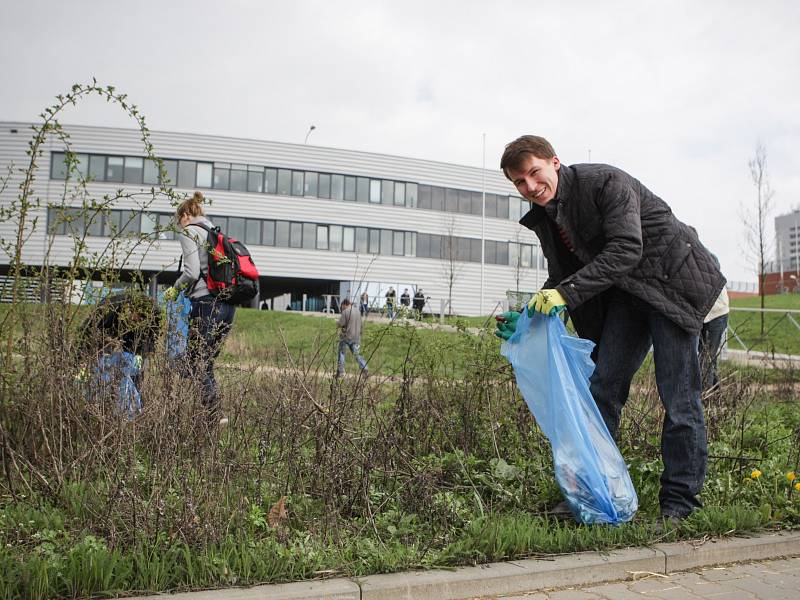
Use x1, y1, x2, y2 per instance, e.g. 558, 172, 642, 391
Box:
497, 135, 725, 523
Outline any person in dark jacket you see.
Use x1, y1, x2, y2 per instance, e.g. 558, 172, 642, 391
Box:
496, 135, 725, 522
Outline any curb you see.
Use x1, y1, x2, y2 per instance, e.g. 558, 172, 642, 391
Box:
135, 531, 800, 600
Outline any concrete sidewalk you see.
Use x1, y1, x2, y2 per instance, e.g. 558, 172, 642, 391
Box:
137, 532, 800, 600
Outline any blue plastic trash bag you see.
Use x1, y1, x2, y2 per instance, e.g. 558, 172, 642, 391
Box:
501, 311, 638, 524
163, 291, 191, 358
91, 351, 142, 420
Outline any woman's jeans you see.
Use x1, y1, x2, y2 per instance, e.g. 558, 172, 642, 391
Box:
589, 290, 707, 518
189, 295, 235, 413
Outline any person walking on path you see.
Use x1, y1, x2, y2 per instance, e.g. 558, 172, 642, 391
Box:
359, 291, 369, 317
336, 298, 368, 377
413, 287, 426, 319
385, 286, 397, 320
495, 135, 725, 523
167, 191, 236, 427
400, 288, 411, 310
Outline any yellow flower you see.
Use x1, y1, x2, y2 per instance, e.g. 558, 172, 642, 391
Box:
795, 482, 800, 492
788, 472, 797, 483
751, 469, 762, 479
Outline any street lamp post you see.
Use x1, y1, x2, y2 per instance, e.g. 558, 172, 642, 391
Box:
304, 125, 316, 144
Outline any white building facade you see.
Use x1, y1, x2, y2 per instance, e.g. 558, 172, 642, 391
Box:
0, 122, 547, 315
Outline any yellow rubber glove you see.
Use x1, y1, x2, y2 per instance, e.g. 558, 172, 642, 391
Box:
527, 289, 567, 317
163, 286, 179, 301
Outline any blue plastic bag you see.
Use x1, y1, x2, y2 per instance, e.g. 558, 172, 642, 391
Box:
91, 351, 142, 420
501, 311, 638, 524
163, 291, 191, 358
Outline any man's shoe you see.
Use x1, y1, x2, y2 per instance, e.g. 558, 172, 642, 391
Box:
654, 514, 684, 534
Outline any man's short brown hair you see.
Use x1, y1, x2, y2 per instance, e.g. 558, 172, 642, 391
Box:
500, 135, 557, 178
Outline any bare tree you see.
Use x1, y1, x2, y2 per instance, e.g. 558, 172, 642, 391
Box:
441, 217, 463, 316
742, 143, 774, 337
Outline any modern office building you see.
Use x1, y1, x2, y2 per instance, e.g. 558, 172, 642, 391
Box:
0, 122, 547, 315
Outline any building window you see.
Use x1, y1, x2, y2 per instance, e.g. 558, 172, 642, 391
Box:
357, 177, 370, 203
247, 168, 263, 193
245, 219, 261, 245
329, 225, 342, 252
344, 176, 357, 201
406, 183, 417, 208
417, 185, 431, 209
393, 230, 404, 255
381, 180, 393, 204
304, 172, 318, 197
276, 221, 290, 247
380, 229, 393, 255
369, 179, 381, 203
265, 169, 278, 194
263, 220, 275, 246
445, 188, 458, 213
369, 228, 381, 254
277, 169, 291, 196
431, 186, 445, 211
331, 174, 344, 200
291, 171, 304, 196
316, 225, 329, 250
302, 223, 315, 249
177, 160, 196, 189
106, 157, 124, 183
394, 182, 406, 206
228, 166, 246, 192
196, 162, 213, 188
318, 173, 331, 199
290, 222, 302, 248
228, 217, 245, 241
342, 226, 355, 251
123, 157, 143, 184
213, 164, 230, 189
405, 231, 415, 257
355, 227, 368, 253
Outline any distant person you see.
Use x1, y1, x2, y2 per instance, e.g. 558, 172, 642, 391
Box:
699, 288, 729, 393
413, 288, 426, 318
385, 286, 396, 319
336, 298, 368, 377
360, 291, 369, 317
400, 288, 411, 308
166, 191, 235, 427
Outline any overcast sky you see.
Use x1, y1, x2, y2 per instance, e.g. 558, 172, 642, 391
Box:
2, 0, 798, 284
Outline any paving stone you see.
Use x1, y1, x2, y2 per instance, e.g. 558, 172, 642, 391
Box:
546, 590, 604, 600
580, 582, 645, 600
699, 566, 752, 582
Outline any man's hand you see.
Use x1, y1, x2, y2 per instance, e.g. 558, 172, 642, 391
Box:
495, 311, 521, 340
527, 289, 566, 317
163, 287, 179, 302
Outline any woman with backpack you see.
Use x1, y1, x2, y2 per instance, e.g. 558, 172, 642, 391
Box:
167, 191, 235, 427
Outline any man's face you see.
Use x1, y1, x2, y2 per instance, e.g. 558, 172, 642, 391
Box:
506, 153, 560, 207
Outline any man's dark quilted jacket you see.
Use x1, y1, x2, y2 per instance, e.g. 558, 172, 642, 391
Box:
519, 163, 726, 337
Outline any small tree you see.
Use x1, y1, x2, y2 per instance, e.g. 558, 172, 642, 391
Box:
742, 143, 774, 337
441, 217, 463, 316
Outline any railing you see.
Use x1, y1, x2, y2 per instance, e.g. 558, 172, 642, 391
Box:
727, 307, 800, 355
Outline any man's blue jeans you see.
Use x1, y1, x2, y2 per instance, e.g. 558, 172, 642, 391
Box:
589, 290, 707, 517
338, 340, 368, 375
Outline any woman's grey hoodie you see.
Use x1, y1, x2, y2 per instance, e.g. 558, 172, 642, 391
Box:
175, 215, 214, 299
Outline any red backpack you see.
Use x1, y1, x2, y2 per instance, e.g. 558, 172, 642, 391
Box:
190, 222, 259, 304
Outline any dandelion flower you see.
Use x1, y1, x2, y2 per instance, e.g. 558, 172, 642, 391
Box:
751, 469, 762, 479
788, 471, 797, 482
795, 482, 800, 492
